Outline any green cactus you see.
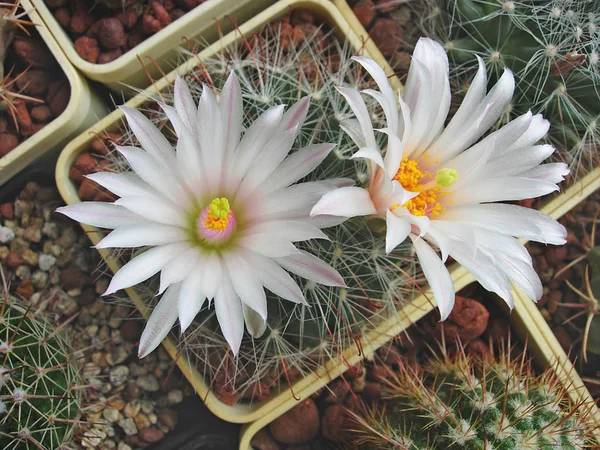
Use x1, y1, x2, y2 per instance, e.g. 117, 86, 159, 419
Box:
348, 349, 597, 449
0, 293, 82, 449
413, 0, 600, 177
105, 21, 419, 402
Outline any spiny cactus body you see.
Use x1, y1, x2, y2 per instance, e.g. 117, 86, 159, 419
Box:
414, 0, 599, 176
0, 296, 82, 449
349, 350, 597, 449
101, 21, 419, 403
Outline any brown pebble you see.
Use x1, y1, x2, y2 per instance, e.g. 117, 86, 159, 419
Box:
553, 326, 574, 352
16, 279, 35, 299
97, 48, 123, 64
321, 404, 348, 442
139, 427, 164, 443
466, 339, 494, 363
77, 286, 96, 306
157, 408, 178, 429
352, 0, 375, 27
30, 106, 53, 123
547, 290, 562, 314
546, 245, 568, 265
12, 38, 56, 69
60, 265, 87, 290
0, 203, 14, 219
120, 320, 143, 342
269, 399, 320, 445
96, 18, 127, 49
437, 296, 489, 341
47, 80, 71, 118
0, 134, 19, 157
54, 8, 71, 28
125, 382, 140, 401
4, 251, 24, 269
75, 36, 101, 63
15, 70, 48, 97
251, 429, 281, 450
369, 18, 403, 57
374, 0, 400, 13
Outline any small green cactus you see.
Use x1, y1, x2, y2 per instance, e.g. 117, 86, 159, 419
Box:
414, 0, 600, 177
0, 292, 82, 449
348, 349, 597, 449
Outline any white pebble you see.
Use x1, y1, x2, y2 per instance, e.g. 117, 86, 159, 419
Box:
0, 227, 15, 243
38, 254, 57, 271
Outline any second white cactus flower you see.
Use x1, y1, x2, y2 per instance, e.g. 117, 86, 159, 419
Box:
311, 37, 568, 320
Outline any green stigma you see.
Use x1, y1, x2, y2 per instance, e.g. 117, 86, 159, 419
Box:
436, 168, 459, 188
209, 197, 230, 219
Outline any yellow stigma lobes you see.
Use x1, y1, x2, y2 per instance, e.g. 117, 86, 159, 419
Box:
209, 198, 230, 219
435, 168, 459, 188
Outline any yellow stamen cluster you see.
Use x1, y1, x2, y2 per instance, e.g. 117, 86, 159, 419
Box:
393, 157, 452, 217
204, 197, 232, 231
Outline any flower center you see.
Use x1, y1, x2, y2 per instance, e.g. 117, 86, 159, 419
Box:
197, 197, 236, 244
393, 157, 457, 217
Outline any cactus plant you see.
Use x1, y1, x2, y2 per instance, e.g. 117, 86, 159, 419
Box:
95, 21, 419, 402
348, 347, 597, 449
0, 277, 83, 449
411, 0, 600, 177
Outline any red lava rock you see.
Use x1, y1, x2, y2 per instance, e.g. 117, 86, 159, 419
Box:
553, 326, 574, 353
96, 18, 127, 49
79, 175, 100, 203
15, 70, 48, 97
46, 80, 71, 118
175, 0, 195, 9
60, 265, 87, 290
12, 38, 56, 69
546, 245, 568, 265
279, 22, 306, 52
362, 382, 382, 403
0, 133, 19, 157
14, 101, 33, 137
140, 13, 162, 35
483, 315, 510, 345
151, 1, 172, 27
352, 0, 376, 27
212, 379, 240, 406
466, 339, 494, 363
70, 7, 94, 35
269, 399, 320, 445
369, 18, 404, 57
324, 379, 350, 404
126, 31, 144, 51
120, 320, 143, 342
0, 203, 14, 220
116, 10, 139, 29
241, 381, 272, 402
75, 36, 101, 63
70, 153, 99, 183
31, 123, 46, 134
16, 278, 35, 300
437, 296, 490, 342
54, 8, 71, 28
139, 427, 164, 443
30, 106, 53, 123
547, 290, 562, 314
321, 404, 348, 442
4, 251, 25, 270
251, 429, 281, 450
46, 0, 67, 8
170, 8, 185, 21
98, 48, 123, 64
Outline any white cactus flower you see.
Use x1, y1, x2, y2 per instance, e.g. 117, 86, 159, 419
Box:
58, 73, 346, 357
311, 37, 568, 320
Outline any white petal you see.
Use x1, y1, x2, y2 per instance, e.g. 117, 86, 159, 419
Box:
56, 202, 143, 229
202, 253, 222, 301
120, 106, 175, 168
441, 203, 566, 244
176, 122, 204, 195
158, 247, 202, 294
244, 220, 328, 243
337, 86, 377, 149
450, 177, 559, 205
244, 252, 306, 304
282, 96, 310, 132
117, 146, 189, 205
96, 224, 187, 249
482, 144, 554, 178
222, 253, 267, 320
340, 118, 366, 148
174, 75, 197, 133
311, 187, 376, 218
178, 264, 207, 333
238, 232, 298, 258
86, 172, 154, 198
197, 85, 222, 179
138, 284, 180, 358
385, 209, 411, 254
242, 304, 267, 338
214, 273, 244, 355
505, 114, 550, 151
104, 242, 189, 295
519, 163, 569, 183
261, 144, 336, 194
160, 103, 185, 136
220, 72, 243, 158
352, 56, 398, 134
411, 236, 455, 321
380, 129, 404, 176
351, 147, 385, 169
275, 250, 345, 287
115, 196, 187, 228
